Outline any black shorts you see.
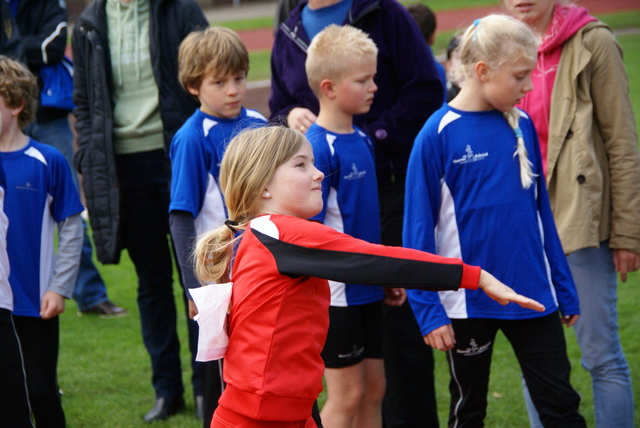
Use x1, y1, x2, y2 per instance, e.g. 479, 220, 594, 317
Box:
321, 300, 384, 368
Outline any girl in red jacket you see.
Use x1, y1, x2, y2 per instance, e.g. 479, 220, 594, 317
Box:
193, 126, 543, 428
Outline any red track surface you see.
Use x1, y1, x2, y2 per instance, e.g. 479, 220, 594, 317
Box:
239, 0, 640, 51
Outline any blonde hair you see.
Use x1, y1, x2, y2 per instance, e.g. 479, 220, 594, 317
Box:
178, 26, 249, 96
194, 126, 307, 283
459, 15, 538, 189
305, 24, 378, 97
0, 56, 38, 129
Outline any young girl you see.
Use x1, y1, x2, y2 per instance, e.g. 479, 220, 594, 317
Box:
404, 15, 585, 427
193, 125, 544, 428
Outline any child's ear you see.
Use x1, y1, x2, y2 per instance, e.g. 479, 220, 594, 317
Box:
475, 61, 490, 82
187, 85, 200, 97
319, 79, 336, 99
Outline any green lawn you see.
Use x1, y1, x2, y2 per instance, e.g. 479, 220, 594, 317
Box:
56, 19, 640, 428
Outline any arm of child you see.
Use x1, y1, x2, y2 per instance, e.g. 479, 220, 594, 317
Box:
42, 213, 83, 318
169, 210, 200, 319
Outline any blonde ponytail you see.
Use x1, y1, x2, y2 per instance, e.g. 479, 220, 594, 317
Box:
503, 108, 537, 189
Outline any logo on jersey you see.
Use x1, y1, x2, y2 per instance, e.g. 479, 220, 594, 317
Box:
16, 181, 39, 192
453, 145, 489, 165
343, 163, 367, 181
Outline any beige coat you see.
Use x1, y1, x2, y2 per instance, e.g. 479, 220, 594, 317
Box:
545, 21, 640, 255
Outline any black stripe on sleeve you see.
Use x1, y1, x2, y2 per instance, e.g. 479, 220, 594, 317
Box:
254, 229, 462, 291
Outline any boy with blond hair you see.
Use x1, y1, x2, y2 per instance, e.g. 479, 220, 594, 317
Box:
169, 26, 267, 428
305, 25, 399, 428
0, 55, 83, 427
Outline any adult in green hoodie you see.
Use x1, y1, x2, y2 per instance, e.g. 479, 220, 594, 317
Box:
72, 0, 209, 422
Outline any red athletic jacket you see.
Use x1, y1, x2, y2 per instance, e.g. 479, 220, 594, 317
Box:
219, 214, 480, 421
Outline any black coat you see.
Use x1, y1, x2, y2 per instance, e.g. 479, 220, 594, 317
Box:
0, 1, 24, 63
72, 0, 208, 264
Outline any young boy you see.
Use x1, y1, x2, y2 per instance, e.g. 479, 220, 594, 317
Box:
0, 55, 83, 427
0, 118, 32, 428
304, 24, 398, 427
169, 26, 267, 428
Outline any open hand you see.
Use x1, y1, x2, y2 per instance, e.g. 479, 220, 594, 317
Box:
479, 270, 545, 312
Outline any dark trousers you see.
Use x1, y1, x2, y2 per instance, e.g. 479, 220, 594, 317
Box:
0, 309, 32, 428
117, 150, 184, 399
448, 314, 585, 428
378, 179, 439, 428
13, 315, 64, 427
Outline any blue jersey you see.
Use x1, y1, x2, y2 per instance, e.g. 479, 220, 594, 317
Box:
169, 107, 267, 235
0, 160, 11, 312
307, 123, 384, 306
404, 105, 579, 336
1, 140, 84, 317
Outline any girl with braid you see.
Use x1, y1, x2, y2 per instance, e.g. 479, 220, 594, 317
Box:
404, 14, 586, 427
192, 125, 543, 428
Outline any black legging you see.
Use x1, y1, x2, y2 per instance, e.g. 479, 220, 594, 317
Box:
0, 309, 32, 427
13, 315, 65, 428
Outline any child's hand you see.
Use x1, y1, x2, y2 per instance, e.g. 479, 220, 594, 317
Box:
424, 324, 456, 351
561, 314, 579, 328
40, 291, 65, 319
383, 287, 406, 306
287, 107, 317, 134
188, 299, 199, 320
478, 270, 545, 312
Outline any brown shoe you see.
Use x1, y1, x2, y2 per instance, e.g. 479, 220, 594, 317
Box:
78, 301, 128, 318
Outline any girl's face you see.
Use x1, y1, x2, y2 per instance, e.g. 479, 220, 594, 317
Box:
262, 141, 325, 219
502, 0, 556, 29
189, 70, 247, 119
478, 56, 535, 112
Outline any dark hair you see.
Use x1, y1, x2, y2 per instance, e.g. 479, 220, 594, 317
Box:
406, 3, 437, 42
446, 33, 462, 60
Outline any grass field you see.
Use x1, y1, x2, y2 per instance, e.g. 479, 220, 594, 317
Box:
56, 8, 640, 428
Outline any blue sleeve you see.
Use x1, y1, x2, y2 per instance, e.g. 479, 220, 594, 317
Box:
527, 121, 580, 316
49, 150, 83, 222
308, 133, 334, 223
169, 126, 210, 217
403, 119, 451, 336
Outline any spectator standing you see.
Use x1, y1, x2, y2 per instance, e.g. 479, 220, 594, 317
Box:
0, 111, 32, 428
170, 26, 268, 427
8, 0, 126, 317
0, 55, 83, 428
191, 125, 544, 427
72, 0, 209, 422
304, 25, 400, 428
269, 1, 444, 425
404, 15, 586, 427
501, 1, 640, 427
